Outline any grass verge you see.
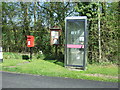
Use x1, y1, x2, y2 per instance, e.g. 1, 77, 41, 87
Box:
2, 58, 118, 83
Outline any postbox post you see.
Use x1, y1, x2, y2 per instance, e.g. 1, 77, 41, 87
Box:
30, 47, 32, 60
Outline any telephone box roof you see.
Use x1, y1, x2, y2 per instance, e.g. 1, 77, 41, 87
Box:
65, 16, 87, 20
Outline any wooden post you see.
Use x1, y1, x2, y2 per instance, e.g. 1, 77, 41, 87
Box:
55, 45, 57, 59
30, 47, 32, 60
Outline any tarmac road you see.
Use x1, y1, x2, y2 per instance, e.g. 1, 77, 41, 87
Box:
2, 71, 118, 88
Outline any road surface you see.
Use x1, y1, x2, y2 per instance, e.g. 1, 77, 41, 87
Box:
2, 71, 118, 88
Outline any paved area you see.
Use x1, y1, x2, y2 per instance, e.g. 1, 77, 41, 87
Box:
2, 71, 118, 88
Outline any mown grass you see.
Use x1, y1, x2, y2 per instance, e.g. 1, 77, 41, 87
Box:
82, 64, 118, 76
3, 52, 22, 59
1, 52, 119, 82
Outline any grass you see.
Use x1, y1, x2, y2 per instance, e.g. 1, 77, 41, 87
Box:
2, 59, 26, 66
3, 52, 22, 59
1, 52, 119, 83
83, 64, 118, 76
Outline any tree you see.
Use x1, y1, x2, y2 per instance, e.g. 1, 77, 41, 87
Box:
74, 1, 119, 64
2, 2, 118, 64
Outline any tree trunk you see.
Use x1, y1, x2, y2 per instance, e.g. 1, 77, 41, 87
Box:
98, 2, 102, 62
34, 2, 36, 26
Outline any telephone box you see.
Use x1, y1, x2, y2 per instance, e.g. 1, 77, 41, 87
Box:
65, 16, 87, 70
50, 26, 61, 45
27, 35, 34, 47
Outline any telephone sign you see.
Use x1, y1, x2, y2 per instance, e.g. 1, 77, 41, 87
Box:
65, 16, 87, 70
27, 35, 34, 47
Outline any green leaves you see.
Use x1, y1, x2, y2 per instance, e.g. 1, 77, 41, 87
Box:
2, 2, 118, 64
86, 13, 91, 17
75, 2, 118, 64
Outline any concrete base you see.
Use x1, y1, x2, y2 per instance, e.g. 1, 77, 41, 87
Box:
66, 66, 84, 71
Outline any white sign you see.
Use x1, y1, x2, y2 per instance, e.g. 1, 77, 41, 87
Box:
51, 31, 56, 36
53, 39, 58, 44
79, 37, 84, 42
28, 41, 31, 45
51, 31, 59, 39
0, 47, 3, 59
51, 31, 59, 44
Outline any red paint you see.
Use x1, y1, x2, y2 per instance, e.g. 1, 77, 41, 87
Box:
27, 35, 34, 47
67, 44, 84, 48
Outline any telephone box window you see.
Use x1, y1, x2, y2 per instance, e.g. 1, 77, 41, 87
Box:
65, 16, 87, 70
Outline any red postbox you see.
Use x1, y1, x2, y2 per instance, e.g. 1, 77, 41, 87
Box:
27, 35, 34, 47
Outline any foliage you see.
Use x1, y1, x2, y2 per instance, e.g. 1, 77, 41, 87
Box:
74, 2, 119, 63
2, 2, 119, 64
